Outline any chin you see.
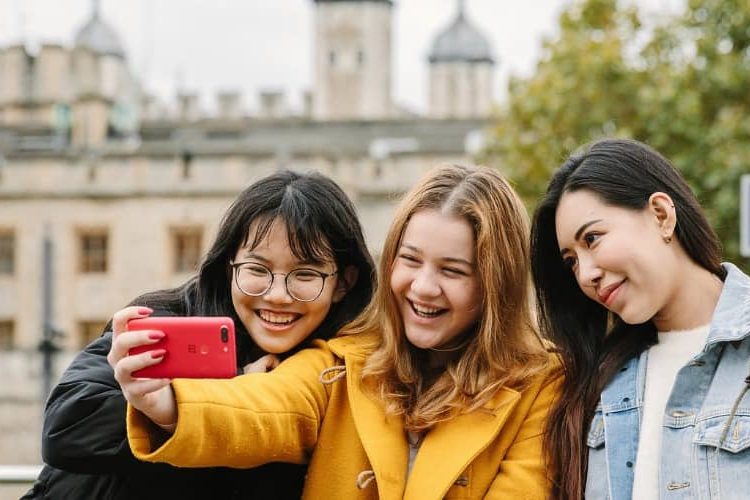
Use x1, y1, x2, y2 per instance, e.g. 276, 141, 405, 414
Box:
404, 333, 434, 350
258, 341, 296, 355
616, 309, 653, 326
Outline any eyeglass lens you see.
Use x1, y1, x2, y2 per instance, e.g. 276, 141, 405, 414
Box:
235, 263, 326, 301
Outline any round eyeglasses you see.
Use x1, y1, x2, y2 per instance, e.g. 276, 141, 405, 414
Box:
230, 261, 338, 302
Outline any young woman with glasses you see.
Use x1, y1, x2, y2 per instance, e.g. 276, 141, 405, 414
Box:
24, 171, 375, 500
111, 164, 561, 499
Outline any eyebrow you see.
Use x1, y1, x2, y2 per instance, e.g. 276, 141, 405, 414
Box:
240, 252, 269, 263
239, 251, 325, 267
559, 219, 602, 256
575, 219, 602, 241
401, 243, 474, 267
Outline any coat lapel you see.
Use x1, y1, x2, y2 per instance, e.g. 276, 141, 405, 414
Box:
345, 354, 409, 499
404, 387, 521, 499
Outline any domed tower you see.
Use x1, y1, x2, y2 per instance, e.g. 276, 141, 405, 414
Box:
428, 0, 495, 119
70, 0, 138, 147
312, 0, 393, 121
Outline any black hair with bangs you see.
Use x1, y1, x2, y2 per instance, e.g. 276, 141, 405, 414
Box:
128, 170, 376, 365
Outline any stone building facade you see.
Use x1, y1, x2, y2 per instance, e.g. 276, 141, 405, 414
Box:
0, 3, 497, 466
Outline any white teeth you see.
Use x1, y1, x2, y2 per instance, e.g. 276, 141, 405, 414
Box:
411, 302, 443, 317
258, 310, 297, 324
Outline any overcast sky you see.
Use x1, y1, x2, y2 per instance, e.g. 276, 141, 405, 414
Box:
0, 0, 684, 114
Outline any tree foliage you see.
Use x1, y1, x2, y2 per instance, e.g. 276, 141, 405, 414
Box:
483, 0, 750, 266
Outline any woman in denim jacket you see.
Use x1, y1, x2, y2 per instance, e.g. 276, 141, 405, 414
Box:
532, 138, 750, 499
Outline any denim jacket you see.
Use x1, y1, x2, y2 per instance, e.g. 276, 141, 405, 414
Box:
586, 263, 750, 500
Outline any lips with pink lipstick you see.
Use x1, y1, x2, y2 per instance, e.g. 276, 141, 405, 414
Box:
597, 280, 625, 307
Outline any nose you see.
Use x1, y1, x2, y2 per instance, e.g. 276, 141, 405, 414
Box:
264, 274, 294, 304
410, 267, 441, 297
576, 254, 602, 289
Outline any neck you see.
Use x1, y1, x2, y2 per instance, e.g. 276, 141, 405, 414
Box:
425, 334, 471, 368
652, 262, 723, 332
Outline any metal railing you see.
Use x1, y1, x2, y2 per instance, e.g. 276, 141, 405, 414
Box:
0, 465, 42, 484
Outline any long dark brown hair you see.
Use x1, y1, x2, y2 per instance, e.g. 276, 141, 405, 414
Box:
531, 139, 724, 499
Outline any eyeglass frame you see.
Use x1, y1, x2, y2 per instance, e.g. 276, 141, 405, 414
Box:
229, 260, 338, 302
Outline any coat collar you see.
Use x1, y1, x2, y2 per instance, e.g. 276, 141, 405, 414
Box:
339, 341, 522, 500
404, 387, 521, 499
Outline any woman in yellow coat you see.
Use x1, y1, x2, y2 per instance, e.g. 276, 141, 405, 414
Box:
112, 164, 561, 499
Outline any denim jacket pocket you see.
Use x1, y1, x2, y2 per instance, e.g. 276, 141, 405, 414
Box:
587, 411, 605, 449
694, 412, 750, 453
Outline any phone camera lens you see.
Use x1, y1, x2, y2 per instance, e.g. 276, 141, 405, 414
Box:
220, 326, 229, 343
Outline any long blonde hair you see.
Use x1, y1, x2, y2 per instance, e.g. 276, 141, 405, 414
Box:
348, 164, 549, 431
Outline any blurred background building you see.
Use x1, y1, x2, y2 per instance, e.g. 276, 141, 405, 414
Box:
3, 0, 745, 489
0, 0, 497, 470
0, 0, 494, 354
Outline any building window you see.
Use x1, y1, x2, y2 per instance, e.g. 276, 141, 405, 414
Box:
181, 150, 193, 179
80, 320, 108, 349
329, 50, 336, 66
357, 49, 364, 67
0, 321, 13, 350
80, 232, 108, 273
0, 232, 14, 275
173, 227, 203, 273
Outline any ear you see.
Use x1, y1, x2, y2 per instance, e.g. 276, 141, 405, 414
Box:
332, 265, 359, 303
647, 192, 676, 240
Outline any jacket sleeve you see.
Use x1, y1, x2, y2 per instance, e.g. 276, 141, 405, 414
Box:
128, 340, 335, 468
42, 331, 140, 473
484, 364, 563, 500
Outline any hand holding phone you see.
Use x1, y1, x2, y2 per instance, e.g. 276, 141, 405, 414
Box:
127, 316, 237, 379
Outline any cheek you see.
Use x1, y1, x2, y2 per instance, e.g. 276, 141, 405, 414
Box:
230, 288, 252, 318
453, 281, 482, 314
313, 287, 337, 315
389, 265, 410, 295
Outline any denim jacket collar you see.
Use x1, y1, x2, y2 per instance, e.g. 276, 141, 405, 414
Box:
704, 263, 750, 346
588, 263, 750, 500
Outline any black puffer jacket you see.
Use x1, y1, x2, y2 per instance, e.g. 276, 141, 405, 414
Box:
22, 329, 306, 499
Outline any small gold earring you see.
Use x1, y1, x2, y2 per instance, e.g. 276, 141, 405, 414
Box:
663, 235, 672, 244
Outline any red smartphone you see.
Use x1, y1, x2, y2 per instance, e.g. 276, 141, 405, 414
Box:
127, 316, 237, 379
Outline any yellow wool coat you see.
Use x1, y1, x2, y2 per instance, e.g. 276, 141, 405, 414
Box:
128, 333, 561, 499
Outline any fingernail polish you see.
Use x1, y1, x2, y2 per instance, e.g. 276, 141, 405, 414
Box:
151, 349, 166, 359
138, 307, 153, 315
148, 331, 165, 340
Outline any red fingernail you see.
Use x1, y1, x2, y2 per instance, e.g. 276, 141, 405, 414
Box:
148, 331, 165, 340
138, 307, 153, 315
151, 349, 166, 359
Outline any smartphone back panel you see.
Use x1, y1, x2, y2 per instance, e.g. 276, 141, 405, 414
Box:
127, 316, 237, 379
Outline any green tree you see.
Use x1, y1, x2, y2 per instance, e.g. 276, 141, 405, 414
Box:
483, 0, 750, 266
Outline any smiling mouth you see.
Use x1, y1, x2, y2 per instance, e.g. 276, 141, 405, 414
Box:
599, 281, 625, 306
409, 300, 447, 318
256, 310, 300, 325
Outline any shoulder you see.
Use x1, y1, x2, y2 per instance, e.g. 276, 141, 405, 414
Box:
512, 348, 564, 405
326, 331, 379, 359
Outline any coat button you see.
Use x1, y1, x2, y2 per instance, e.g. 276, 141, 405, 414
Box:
626, 461, 633, 468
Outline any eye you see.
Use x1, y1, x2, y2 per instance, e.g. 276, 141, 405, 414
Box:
242, 263, 269, 276
562, 255, 578, 271
583, 232, 601, 247
443, 267, 467, 276
398, 253, 420, 265
291, 269, 321, 281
